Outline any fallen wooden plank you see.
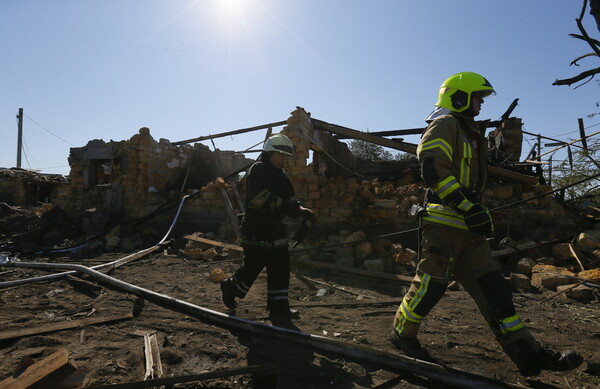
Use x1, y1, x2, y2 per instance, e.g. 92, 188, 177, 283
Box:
0, 349, 69, 389
66, 275, 103, 298
487, 165, 539, 185
83, 364, 278, 389
143, 332, 163, 381
294, 298, 403, 308
291, 256, 413, 284
184, 235, 244, 254
568, 243, 586, 271
0, 313, 134, 342
490, 241, 541, 260
300, 275, 376, 299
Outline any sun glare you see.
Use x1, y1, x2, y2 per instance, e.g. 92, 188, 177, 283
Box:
220, 0, 247, 20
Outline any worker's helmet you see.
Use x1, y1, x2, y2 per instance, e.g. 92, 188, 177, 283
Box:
436, 72, 496, 113
263, 134, 294, 156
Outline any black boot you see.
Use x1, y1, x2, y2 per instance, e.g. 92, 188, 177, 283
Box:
505, 339, 584, 376
220, 280, 237, 310
268, 301, 299, 329
389, 330, 437, 362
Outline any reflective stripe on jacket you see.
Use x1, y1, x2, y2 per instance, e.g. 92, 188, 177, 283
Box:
417, 113, 488, 229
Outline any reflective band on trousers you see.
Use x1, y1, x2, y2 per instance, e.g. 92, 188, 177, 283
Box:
394, 274, 430, 335
499, 314, 524, 334
268, 288, 289, 301
241, 238, 289, 248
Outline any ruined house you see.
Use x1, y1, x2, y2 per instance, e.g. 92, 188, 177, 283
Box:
0, 168, 68, 207
0, 106, 590, 256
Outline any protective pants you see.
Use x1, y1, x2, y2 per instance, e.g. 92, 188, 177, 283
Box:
225, 243, 291, 313
392, 223, 539, 353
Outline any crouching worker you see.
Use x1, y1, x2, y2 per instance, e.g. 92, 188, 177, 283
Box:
220, 134, 315, 327
390, 72, 583, 376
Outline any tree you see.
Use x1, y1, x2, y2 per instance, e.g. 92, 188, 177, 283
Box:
551, 137, 600, 208
553, 0, 600, 88
347, 139, 414, 162
348, 139, 395, 161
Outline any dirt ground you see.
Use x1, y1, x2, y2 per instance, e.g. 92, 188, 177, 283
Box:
1, 248, 599, 389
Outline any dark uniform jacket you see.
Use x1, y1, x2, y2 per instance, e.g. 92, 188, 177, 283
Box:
241, 155, 301, 242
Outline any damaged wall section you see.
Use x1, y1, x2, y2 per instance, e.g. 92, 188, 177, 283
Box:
1, 107, 586, 255
0, 168, 69, 208
49, 127, 252, 251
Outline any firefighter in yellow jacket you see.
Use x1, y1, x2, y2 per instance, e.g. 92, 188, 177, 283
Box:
390, 72, 583, 376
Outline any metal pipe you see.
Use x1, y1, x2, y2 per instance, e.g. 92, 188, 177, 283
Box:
0, 260, 525, 389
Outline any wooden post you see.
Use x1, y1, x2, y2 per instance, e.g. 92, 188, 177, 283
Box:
548, 155, 552, 186
221, 188, 241, 240
16, 108, 23, 168
578, 118, 588, 152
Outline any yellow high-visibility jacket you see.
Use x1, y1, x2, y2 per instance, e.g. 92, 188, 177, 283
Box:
417, 113, 489, 230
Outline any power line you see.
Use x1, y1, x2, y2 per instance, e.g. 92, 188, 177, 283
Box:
24, 114, 75, 147
545, 120, 600, 138
21, 138, 35, 169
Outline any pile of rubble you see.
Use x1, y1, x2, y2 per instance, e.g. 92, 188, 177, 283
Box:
179, 220, 600, 304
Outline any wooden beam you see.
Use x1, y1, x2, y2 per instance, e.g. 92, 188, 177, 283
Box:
292, 256, 413, 284
171, 121, 287, 146
490, 241, 540, 260
312, 119, 418, 154
0, 349, 69, 389
0, 313, 133, 342
184, 235, 244, 255
312, 118, 538, 185
486, 165, 539, 185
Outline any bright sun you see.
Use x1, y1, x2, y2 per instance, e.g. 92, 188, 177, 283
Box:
221, 0, 247, 17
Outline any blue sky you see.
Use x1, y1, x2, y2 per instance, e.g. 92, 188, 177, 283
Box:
1, 1, 598, 175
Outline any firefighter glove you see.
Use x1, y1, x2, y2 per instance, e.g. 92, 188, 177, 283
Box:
300, 207, 317, 225
464, 203, 494, 236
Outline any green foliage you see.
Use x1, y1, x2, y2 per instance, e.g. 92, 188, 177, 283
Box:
348, 139, 412, 161
551, 138, 600, 208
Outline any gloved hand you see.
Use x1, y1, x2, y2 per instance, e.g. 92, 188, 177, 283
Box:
464, 203, 494, 236
300, 206, 316, 224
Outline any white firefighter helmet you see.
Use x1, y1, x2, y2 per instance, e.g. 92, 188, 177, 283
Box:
263, 134, 294, 156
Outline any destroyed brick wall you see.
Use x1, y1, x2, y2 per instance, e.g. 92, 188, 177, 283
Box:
221, 107, 576, 244
488, 117, 523, 164
175, 108, 580, 256
51, 127, 252, 249
0, 168, 69, 208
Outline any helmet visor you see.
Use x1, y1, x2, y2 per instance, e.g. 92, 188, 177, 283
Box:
475, 89, 496, 99
272, 144, 294, 155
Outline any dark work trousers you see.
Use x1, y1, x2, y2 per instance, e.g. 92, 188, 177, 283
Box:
228, 243, 291, 313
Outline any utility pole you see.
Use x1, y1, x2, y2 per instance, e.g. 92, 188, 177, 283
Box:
16, 108, 23, 168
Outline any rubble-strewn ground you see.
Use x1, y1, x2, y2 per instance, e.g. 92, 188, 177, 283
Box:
1, 249, 599, 389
